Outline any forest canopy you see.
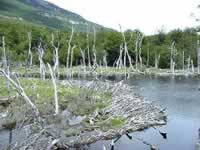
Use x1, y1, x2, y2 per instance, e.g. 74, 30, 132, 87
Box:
0, 18, 199, 69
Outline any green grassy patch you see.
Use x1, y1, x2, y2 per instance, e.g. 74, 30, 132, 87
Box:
0, 77, 112, 116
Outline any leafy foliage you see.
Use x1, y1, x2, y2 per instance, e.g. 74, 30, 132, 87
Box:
0, 17, 199, 69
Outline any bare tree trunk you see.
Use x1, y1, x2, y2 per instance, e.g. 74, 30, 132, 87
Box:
1, 37, 10, 95
182, 51, 185, 71
138, 34, 144, 68
187, 55, 191, 72
103, 51, 108, 69
87, 24, 91, 67
37, 41, 46, 80
27, 32, 33, 67
172, 62, 175, 74
197, 38, 200, 74
47, 63, 59, 115
80, 48, 86, 74
2, 36, 8, 70
92, 27, 97, 67
135, 35, 139, 70
135, 33, 143, 70
116, 44, 123, 69
119, 25, 134, 70
70, 45, 76, 79
66, 26, 74, 78
0, 70, 39, 117
191, 59, 194, 73
51, 33, 60, 77
155, 51, 158, 69
147, 46, 150, 67
170, 41, 176, 73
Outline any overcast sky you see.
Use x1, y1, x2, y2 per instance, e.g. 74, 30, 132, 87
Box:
46, 0, 199, 35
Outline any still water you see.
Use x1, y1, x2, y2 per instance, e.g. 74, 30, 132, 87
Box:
90, 76, 200, 150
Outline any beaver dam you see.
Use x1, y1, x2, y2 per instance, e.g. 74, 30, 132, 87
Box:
0, 73, 166, 149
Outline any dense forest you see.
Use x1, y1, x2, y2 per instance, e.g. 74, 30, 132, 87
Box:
0, 17, 199, 69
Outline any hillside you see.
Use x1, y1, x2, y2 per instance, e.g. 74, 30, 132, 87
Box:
0, 0, 108, 32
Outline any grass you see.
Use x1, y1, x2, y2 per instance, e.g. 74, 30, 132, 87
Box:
0, 77, 112, 116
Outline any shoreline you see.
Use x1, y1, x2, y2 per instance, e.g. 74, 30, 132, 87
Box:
0, 79, 166, 149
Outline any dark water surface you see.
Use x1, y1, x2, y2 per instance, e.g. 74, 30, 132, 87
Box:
90, 76, 200, 150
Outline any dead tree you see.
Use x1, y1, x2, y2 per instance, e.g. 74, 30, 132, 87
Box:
92, 27, 97, 67
27, 32, 33, 67
80, 48, 86, 74
47, 63, 59, 115
191, 59, 194, 73
154, 51, 160, 69
1, 37, 10, 94
169, 41, 176, 74
37, 41, 46, 80
86, 24, 91, 67
0, 69, 39, 117
1, 36, 8, 71
147, 45, 150, 67
103, 51, 108, 69
119, 25, 134, 70
197, 37, 200, 74
135, 34, 139, 70
187, 55, 191, 72
135, 33, 143, 70
116, 44, 124, 69
70, 45, 76, 78
51, 33, 60, 76
138, 34, 144, 68
66, 26, 74, 76
182, 51, 185, 71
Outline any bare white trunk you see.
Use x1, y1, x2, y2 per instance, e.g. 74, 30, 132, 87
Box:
70, 45, 76, 79
66, 26, 74, 69
80, 48, 86, 74
37, 42, 46, 80
182, 51, 185, 71
27, 32, 33, 67
51, 33, 60, 76
2, 36, 7, 70
197, 38, 200, 74
191, 59, 194, 73
172, 62, 175, 74
103, 52, 108, 69
170, 41, 176, 73
154, 51, 160, 69
116, 44, 123, 69
87, 24, 91, 67
187, 56, 191, 72
147, 46, 150, 67
47, 63, 59, 115
92, 27, 97, 67
138, 34, 144, 68
119, 25, 134, 70
0, 70, 39, 117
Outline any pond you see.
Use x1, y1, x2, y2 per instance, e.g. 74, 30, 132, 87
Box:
90, 76, 200, 150
0, 76, 200, 150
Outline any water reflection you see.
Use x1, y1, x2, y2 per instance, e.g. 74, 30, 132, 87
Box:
90, 76, 200, 150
